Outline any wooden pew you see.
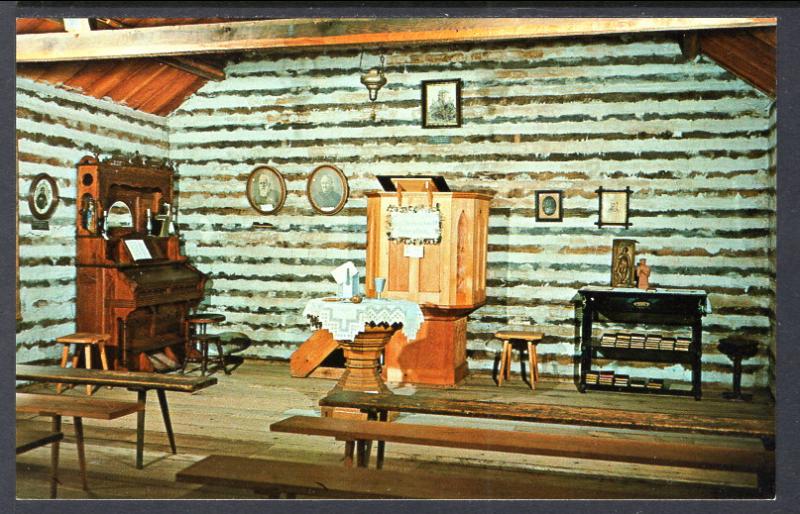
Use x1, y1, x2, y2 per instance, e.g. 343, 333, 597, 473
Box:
319, 390, 775, 441
16, 392, 141, 490
16, 426, 63, 499
316, 390, 775, 496
16, 364, 217, 469
175, 454, 757, 499
271, 415, 773, 484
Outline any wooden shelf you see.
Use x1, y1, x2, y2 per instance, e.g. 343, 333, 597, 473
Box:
592, 346, 695, 364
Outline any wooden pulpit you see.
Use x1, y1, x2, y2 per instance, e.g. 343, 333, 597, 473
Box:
365, 177, 492, 385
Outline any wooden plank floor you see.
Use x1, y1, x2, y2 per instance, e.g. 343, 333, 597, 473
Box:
15, 359, 774, 499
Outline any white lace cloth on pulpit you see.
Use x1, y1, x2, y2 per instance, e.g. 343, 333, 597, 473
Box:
303, 298, 423, 342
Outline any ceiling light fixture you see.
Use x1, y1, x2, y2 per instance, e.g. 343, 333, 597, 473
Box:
360, 53, 387, 102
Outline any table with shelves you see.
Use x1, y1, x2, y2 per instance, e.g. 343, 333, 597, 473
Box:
575, 286, 710, 400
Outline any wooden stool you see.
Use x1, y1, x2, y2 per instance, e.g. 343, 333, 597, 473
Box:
55, 332, 110, 395
718, 337, 759, 401
495, 331, 544, 390
183, 313, 228, 376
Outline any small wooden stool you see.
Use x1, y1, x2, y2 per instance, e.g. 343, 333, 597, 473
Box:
496, 331, 544, 390
718, 337, 759, 401
55, 332, 110, 395
183, 313, 228, 376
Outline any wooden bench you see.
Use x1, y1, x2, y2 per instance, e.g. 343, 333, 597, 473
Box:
271, 415, 773, 488
17, 364, 217, 469
176, 454, 763, 499
316, 390, 775, 495
16, 426, 63, 499
16, 392, 141, 490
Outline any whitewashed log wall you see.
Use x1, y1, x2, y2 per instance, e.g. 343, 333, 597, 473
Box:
15, 34, 777, 389
767, 103, 777, 397
168, 35, 776, 387
15, 78, 169, 363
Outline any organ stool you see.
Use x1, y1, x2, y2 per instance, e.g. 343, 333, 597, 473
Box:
183, 313, 228, 376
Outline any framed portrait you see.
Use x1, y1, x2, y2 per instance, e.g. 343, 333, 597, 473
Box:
28, 173, 59, 220
535, 190, 563, 222
596, 186, 632, 228
307, 164, 349, 215
611, 238, 637, 287
421, 79, 462, 128
246, 166, 287, 215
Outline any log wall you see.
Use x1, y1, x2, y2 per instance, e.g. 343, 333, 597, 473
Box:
15, 78, 169, 363
168, 35, 776, 387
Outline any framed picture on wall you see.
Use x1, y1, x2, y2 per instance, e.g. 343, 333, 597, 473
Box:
421, 79, 462, 128
307, 164, 349, 215
596, 186, 632, 228
28, 173, 59, 221
246, 165, 287, 215
535, 190, 563, 222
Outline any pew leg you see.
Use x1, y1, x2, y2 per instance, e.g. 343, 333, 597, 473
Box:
74, 416, 88, 490
136, 390, 146, 469
157, 389, 177, 454
343, 440, 355, 468
376, 410, 387, 470
56, 345, 70, 394
50, 415, 61, 499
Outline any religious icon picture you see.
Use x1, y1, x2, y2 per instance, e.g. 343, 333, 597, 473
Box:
27, 173, 59, 220
535, 190, 563, 222
421, 79, 462, 128
246, 165, 287, 215
596, 186, 632, 228
611, 238, 637, 288
307, 164, 349, 215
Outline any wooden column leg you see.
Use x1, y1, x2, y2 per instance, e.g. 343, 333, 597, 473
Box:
51, 415, 61, 499
343, 440, 355, 468
136, 390, 146, 469
74, 416, 88, 490
531, 343, 539, 383
156, 389, 177, 454
84, 345, 94, 396
497, 341, 508, 386
56, 344, 70, 394
527, 342, 535, 390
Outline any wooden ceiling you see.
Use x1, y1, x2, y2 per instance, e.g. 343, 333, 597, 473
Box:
681, 27, 776, 97
16, 18, 232, 116
16, 18, 777, 117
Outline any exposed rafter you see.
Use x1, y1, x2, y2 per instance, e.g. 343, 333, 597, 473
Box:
94, 18, 225, 81
17, 17, 776, 63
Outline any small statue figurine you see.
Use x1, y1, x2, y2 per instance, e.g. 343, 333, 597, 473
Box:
636, 259, 651, 290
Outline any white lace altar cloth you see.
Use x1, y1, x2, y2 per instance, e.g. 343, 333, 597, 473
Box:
303, 298, 423, 342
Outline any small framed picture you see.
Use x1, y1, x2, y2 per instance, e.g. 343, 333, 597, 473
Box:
28, 173, 59, 220
246, 166, 287, 215
421, 79, 462, 128
596, 186, 632, 228
535, 190, 563, 222
307, 164, 349, 215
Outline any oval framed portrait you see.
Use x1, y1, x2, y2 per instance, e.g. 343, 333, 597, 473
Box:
246, 166, 287, 215
307, 164, 349, 215
28, 173, 59, 220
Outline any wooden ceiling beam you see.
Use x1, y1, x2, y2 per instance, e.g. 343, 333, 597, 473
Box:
17, 17, 776, 62
94, 18, 225, 81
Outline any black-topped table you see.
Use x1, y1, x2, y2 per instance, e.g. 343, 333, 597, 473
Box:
574, 286, 710, 400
